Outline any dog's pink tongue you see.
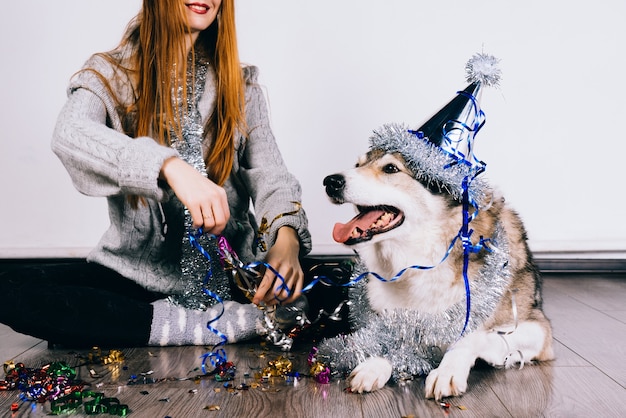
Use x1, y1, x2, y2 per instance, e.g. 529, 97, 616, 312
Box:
332, 209, 385, 243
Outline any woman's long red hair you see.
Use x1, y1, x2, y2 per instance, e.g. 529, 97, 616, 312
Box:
84, 0, 245, 203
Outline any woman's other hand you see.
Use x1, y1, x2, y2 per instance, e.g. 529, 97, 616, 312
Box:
253, 226, 303, 306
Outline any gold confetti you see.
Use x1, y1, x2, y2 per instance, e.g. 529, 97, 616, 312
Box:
204, 405, 221, 411
3, 361, 16, 375
103, 349, 124, 364
262, 356, 293, 377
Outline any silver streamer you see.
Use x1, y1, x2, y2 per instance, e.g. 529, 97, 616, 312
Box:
168, 50, 231, 310
317, 222, 512, 381
369, 123, 491, 207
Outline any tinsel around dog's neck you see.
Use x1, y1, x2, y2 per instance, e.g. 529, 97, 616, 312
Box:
317, 222, 512, 381
369, 123, 491, 207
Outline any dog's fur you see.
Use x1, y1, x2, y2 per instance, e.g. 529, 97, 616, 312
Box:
323, 149, 554, 400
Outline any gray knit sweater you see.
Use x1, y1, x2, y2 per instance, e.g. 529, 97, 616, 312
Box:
51, 53, 312, 296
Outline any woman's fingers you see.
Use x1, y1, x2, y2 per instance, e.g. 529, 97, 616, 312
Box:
201, 207, 215, 230
253, 266, 302, 306
192, 198, 227, 234
205, 197, 229, 234
198, 200, 228, 234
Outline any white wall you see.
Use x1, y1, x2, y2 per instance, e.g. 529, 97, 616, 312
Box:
1, 1, 625, 258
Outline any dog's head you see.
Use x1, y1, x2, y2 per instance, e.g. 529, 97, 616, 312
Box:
324, 149, 458, 246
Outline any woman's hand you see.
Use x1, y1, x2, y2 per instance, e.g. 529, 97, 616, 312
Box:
160, 157, 230, 234
253, 226, 303, 306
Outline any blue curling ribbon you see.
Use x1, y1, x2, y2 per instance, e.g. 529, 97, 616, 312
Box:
187, 228, 229, 373
412, 88, 491, 338
189, 229, 293, 371
395, 88, 490, 338
442, 90, 486, 167
301, 234, 460, 294
449, 89, 489, 337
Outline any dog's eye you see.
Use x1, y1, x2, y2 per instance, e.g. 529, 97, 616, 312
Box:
382, 163, 400, 174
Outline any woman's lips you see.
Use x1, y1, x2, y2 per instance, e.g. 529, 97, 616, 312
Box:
186, 3, 209, 14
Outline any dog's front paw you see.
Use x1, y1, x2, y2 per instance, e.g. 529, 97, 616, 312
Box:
348, 357, 392, 393
424, 361, 470, 400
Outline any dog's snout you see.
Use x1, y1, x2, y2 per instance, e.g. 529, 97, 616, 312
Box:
323, 174, 346, 200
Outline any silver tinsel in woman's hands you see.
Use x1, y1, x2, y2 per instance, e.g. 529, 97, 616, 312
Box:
167, 50, 231, 310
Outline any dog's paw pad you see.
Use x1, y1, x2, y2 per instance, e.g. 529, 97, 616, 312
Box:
424, 365, 469, 400
348, 357, 392, 393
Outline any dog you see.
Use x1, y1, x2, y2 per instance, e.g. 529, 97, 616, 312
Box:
322, 140, 554, 400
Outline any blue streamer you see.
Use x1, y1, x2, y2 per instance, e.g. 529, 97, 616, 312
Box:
301, 234, 460, 294
407, 87, 489, 337
446, 89, 489, 337
187, 228, 228, 373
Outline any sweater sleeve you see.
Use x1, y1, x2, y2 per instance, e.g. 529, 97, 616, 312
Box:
51, 57, 179, 201
237, 67, 312, 255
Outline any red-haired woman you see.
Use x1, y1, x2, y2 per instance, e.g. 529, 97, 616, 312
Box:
3, 0, 311, 348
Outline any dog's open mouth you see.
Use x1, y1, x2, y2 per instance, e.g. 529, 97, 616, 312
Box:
332, 205, 404, 245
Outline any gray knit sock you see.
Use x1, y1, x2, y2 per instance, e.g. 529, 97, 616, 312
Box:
148, 299, 263, 346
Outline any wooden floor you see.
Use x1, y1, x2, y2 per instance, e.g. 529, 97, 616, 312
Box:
1, 273, 625, 418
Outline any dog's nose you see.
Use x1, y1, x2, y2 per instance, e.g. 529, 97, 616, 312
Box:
323, 174, 345, 198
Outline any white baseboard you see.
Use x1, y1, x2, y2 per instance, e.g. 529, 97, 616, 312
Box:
0, 247, 92, 259
2, 247, 626, 261
2, 242, 626, 274
311, 241, 626, 260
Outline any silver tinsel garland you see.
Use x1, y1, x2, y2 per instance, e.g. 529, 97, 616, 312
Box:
167, 50, 231, 310
369, 123, 491, 207
317, 223, 512, 381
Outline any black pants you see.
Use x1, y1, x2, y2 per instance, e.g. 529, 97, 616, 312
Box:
0, 261, 162, 348
0, 258, 352, 349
